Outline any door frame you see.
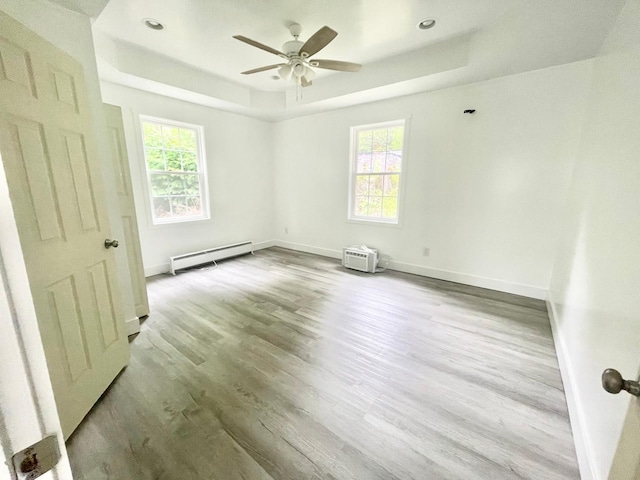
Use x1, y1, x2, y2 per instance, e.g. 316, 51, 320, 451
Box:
0, 151, 72, 478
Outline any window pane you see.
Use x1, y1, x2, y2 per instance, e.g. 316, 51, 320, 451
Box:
382, 197, 398, 218
168, 174, 185, 195
358, 130, 372, 154
184, 173, 200, 195
357, 153, 371, 173
385, 153, 401, 172
145, 148, 164, 170
153, 197, 171, 218
367, 196, 382, 217
349, 122, 404, 224
388, 126, 404, 151
170, 196, 187, 216
355, 196, 368, 216
165, 150, 181, 171
162, 126, 180, 149
384, 174, 400, 196
369, 175, 383, 196
355, 175, 369, 195
186, 196, 202, 216
143, 123, 162, 148
180, 129, 196, 150
182, 151, 197, 171
143, 119, 208, 224
150, 173, 172, 196
372, 152, 386, 173
372, 129, 387, 152
151, 173, 185, 196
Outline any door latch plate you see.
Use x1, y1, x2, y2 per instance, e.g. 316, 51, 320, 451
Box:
11, 435, 60, 479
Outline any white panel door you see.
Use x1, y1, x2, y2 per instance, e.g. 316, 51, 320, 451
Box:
104, 103, 150, 319
0, 11, 129, 438
0, 158, 73, 479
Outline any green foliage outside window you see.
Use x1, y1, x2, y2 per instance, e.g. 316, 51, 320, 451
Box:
142, 121, 205, 221
353, 122, 404, 221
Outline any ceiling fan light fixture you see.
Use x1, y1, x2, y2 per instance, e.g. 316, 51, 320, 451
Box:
303, 67, 316, 81
417, 19, 436, 30
278, 64, 292, 80
292, 62, 306, 78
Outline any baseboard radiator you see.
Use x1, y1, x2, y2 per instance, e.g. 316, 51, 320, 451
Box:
169, 241, 253, 275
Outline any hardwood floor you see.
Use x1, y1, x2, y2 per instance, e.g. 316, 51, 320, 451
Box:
67, 247, 579, 479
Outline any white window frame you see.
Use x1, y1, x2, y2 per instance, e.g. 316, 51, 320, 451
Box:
139, 115, 210, 226
348, 119, 407, 225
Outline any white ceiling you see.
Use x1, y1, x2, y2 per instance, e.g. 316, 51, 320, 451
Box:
93, 0, 525, 91
49, 0, 109, 17
88, 0, 628, 121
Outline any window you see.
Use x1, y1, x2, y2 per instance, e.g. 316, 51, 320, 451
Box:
349, 120, 405, 223
140, 117, 209, 225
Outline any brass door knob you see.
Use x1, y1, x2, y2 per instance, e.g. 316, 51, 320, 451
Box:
602, 369, 640, 397
104, 239, 119, 249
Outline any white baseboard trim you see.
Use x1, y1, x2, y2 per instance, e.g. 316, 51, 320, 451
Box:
143, 240, 277, 277
547, 291, 596, 480
388, 260, 547, 299
275, 240, 342, 260
145, 263, 170, 277
273, 240, 546, 299
253, 239, 276, 251
125, 316, 140, 336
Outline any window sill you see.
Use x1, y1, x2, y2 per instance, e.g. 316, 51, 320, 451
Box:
346, 217, 403, 229
151, 215, 211, 228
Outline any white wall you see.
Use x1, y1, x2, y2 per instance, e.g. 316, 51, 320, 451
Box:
273, 61, 593, 298
100, 83, 275, 275
547, 35, 640, 480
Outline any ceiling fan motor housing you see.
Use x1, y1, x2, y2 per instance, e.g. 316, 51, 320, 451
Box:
283, 40, 304, 55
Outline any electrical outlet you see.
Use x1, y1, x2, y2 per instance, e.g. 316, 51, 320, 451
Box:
423, 247, 430, 257
284, 227, 289, 234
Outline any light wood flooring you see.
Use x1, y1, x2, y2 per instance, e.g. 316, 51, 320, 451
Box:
67, 247, 579, 479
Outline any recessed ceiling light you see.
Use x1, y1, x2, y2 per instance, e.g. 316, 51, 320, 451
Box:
417, 19, 436, 30
143, 18, 164, 30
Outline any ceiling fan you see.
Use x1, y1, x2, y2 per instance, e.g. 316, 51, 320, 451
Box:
233, 24, 361, 87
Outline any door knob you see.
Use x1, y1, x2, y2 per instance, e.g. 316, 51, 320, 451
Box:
104, 239, 119, 249
602, 369, 640, 397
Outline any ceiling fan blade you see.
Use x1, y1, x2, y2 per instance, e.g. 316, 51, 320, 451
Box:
233, 35, 285, 57
299, 26, 337, 57
241, 64, 285, 75
313, 59, 362, 72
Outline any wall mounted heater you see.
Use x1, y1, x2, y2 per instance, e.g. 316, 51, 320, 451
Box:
169, 241, 253, 275
342, 246, 378, 273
